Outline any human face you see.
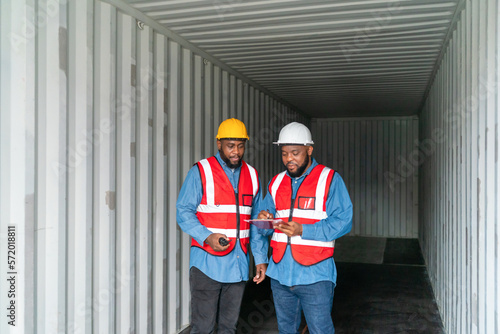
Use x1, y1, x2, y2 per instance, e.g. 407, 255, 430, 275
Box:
217, 139, 246, 168
281, 145, 313, 177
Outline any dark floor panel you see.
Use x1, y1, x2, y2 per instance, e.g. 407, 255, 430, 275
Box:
335, 236, 387, 264
333, 263, 443, 334
239, 261, 443, 333
383, 238, 425, 265
236, 238, 439, 333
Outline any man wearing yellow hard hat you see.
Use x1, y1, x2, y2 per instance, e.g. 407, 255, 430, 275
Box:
176, 118, 269, 334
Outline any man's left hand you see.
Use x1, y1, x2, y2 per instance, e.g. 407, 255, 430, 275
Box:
277, 221, 303, 237
253, 263, 268, 284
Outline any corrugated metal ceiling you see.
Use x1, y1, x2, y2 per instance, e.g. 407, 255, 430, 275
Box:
125, 0, 461, 118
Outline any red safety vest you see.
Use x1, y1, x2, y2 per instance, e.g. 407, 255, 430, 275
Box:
269, 164, 335, 266
192, 156, 259, 256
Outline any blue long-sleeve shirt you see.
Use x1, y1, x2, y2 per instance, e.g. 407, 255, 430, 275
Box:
260, 158, 353, 287
176, 152, 269, 283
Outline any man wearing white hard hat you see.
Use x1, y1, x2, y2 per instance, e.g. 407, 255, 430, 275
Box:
257, 122, 353, 334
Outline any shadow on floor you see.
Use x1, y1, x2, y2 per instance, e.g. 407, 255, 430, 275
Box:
237, 237, 443, 334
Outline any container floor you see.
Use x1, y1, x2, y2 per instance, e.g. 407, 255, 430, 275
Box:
238, 237, 444, 334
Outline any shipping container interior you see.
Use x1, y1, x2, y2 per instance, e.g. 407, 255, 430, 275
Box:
0, 0, 499, 333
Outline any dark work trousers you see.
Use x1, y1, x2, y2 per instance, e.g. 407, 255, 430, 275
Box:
190, 266, 246, 334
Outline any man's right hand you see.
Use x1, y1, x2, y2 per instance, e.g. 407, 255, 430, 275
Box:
257, 210, 274, 219
205, 233, 230, 252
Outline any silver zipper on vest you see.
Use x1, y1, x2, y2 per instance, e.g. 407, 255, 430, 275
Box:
287, 197, 296, 245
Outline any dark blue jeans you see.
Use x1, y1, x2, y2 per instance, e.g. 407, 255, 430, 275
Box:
189, 266, 246, 334
271, 278, 335, 334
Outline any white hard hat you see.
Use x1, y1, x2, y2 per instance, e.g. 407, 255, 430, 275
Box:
273, 122, 314, 146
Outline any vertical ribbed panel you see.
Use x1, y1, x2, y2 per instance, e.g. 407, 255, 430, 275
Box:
116, 10, 135, 334
135, 21, 151, 334
419, 0, 499, 333
180, 46, 192, 327
36, 0, 67, 332
167, 38, 181, 334
311, 118, 419, 238
152, 30, 166, 334
67, 1, 94, 333
93, 3, 116, 333
0, 1, 35, 333
0, 1, 307, 333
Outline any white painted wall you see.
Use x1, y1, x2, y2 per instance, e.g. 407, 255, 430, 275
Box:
312, 117, 419, 238
419, 0, 500, 333
2, 1, 499, 334
0, 1, 307, 333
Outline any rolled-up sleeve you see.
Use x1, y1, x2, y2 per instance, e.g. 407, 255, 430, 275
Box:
301, 172, 353, 241
176, 165, 212, 245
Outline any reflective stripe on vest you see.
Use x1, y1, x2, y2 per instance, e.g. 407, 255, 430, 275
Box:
197, 204, 253, 215
207, 228, 250, 239
271, 232, 335, 248
193, 156, 259, 256
270, 164, 335, 266
275, 209, 327, 220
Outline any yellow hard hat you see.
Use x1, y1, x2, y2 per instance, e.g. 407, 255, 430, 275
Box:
216, 118, 249, 140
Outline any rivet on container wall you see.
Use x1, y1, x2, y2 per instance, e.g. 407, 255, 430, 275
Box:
137, 20, 145, 30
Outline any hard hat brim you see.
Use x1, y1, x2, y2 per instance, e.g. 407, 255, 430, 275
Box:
272, 141, 314, 146
217, 137, 249, 141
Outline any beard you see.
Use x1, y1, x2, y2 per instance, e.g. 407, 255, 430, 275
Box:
286, 154, 310, 177
220, 149, 243, 169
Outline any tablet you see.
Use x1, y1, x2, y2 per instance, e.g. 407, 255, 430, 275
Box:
245, 219, 284, 229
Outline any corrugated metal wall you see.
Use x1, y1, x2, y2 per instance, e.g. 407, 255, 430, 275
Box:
419, 0, 499, 333
311, 117, 419, 238
0, 1, 307, 333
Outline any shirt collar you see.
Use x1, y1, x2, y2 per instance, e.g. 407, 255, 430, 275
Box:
215, 151, 242, 172
286, 157, 318, 180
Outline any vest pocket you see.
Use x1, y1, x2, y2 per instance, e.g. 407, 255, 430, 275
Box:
297, 196, 316, 210
241, 194, 253, 207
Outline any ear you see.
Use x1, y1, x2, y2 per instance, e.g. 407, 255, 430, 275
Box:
307, 146, 314, 156
217, 140, 222, 150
